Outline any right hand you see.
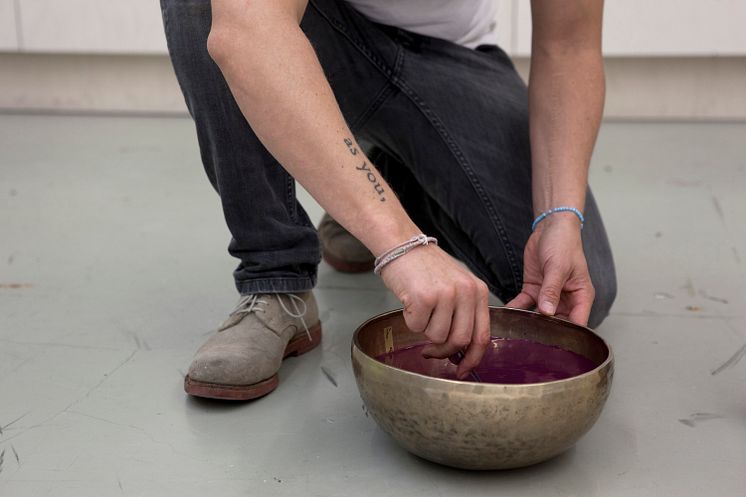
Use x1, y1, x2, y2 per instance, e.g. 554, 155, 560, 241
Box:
379, 244, 491, 379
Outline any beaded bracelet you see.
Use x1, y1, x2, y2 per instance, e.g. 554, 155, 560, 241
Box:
531, 206, 585, 231
373, 234, 438, 275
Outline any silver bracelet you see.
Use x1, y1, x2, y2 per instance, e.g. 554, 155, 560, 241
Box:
373, 234, 438, 275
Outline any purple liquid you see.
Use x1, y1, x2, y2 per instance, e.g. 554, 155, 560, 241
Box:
375, 338, 597, 384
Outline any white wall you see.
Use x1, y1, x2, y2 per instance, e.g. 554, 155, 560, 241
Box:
2, 0, 746, 57
0, 1, 745, 119
0, 0, 18, 50
16, 0, 166, 53
511, 0, 746, 56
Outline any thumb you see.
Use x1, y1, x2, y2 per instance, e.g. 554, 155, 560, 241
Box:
537, 263, 569, 317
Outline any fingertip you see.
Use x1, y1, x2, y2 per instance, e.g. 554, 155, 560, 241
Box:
568, 304, 592, 327
539, 300, 556, 315
506, 292, 535, 310
456, 364, 471, 380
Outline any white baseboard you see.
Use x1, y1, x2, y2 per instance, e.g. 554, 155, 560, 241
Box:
0, 53, 187, 115
1, 53, 745, 120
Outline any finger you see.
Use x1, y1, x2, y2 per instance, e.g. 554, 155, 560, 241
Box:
457, 284, 491, 379
422, 292, 471, 359
568, 290, 594, 326
505, 291, 535, 310
430, 282, 476, 357
537, 264, 569, 317
401, 293, 434, 334
420, 298, 454, 350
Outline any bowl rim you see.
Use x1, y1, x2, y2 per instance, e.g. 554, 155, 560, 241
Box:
352, 306, 614, 388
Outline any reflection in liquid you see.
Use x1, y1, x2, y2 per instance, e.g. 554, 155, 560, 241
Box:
375, 337, 597, 384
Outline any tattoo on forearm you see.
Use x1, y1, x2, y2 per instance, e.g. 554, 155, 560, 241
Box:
344, 138, 386, 202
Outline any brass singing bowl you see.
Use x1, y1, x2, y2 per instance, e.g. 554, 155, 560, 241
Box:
351, 307, 614, 470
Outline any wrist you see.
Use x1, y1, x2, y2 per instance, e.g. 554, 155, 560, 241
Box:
532, 207, 584, 232
354, 215, 422, 258
533, 186, 587, 219
536, 211, 583, 230
374, 234, 438, 275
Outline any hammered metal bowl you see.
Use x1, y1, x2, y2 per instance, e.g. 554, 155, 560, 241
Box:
351, 307, 613, 470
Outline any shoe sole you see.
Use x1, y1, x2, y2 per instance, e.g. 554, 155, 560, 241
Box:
322, 250, 374, 273
183, 323, 322, 401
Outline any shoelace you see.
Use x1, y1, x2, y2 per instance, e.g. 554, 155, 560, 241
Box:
231, 293, 312, 341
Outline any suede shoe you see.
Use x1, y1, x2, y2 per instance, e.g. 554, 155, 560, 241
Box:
318, 213, 374, 273
184, 292, 321, 400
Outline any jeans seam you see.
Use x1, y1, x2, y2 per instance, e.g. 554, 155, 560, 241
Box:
236, 276, 317, 294
349, 49, 402, 132
308, 0, 400, 81
308, 0, 522, 290
448, 243, 511, 302
286, 174, 297, 222
391, 58, 523, 291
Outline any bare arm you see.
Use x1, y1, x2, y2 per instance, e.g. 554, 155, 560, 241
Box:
208, 0, 490, 375
529, 0, 604, 215
508, 0, 604, 324
208, 0, 416, 255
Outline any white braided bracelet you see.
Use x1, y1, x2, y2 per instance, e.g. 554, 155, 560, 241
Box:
373, 234, 438, 275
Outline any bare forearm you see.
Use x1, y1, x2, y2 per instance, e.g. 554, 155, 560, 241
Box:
528, 51, 604, 215
208, 1, 419, 255
528, 0, 605, 217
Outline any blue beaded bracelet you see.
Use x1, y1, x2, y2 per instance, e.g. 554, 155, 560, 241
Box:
531, 206, 585, 231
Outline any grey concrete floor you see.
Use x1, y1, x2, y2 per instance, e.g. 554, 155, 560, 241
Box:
0, 114, 745, 496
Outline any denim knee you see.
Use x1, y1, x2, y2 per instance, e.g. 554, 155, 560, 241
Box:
587, 269, 617, 329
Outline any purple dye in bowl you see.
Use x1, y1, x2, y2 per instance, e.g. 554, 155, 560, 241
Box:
375, 337, 597, 384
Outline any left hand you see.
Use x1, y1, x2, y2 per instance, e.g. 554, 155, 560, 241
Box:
506, 213, 595, 325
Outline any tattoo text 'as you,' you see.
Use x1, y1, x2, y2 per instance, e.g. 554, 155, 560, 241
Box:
344, 138, 386, 202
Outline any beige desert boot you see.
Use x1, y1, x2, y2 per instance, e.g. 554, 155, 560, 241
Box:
184, 292, 321, 400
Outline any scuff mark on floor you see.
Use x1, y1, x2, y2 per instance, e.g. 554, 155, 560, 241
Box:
668, 178, 702, 188
67, 409, 182, 456
0, 351, 144, 446
320, 366, 338, 387
732, 246, 741, 264
711, 343, 746, 376
123, 331, 151, 351
681, 278, 695, 297
654, 292, 674, 300
1, 411, 30, 434
0, 283, 33, 289
678, 412, 724, 427
0, 337, 120, 352
711, 195, 726, 225
699, 290, 728, 304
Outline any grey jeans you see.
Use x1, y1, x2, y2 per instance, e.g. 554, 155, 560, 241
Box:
160, 0, 617, 327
